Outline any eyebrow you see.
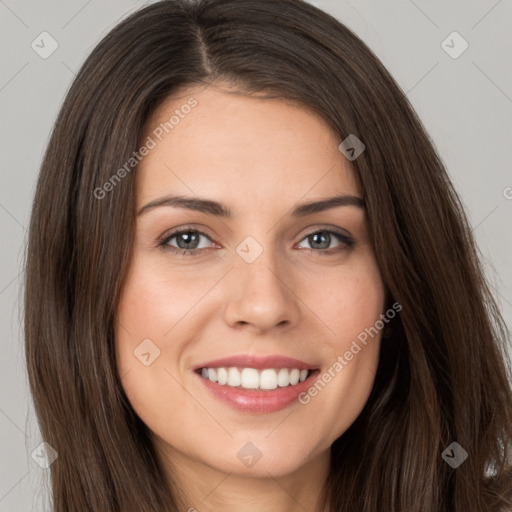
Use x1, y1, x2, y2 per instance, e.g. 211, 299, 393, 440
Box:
137, 194, 365, 217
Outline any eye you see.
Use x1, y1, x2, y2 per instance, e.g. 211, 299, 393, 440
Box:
296, 229, 355, 253
158, 226, 355, 256
158, 228, 214, 256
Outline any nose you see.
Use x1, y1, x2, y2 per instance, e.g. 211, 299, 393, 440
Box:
223, 247, 301, 334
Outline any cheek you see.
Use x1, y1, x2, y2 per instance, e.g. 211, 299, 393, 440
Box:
114, 261, 189, 427
309, 255, 386, 350
114, 259, 178, 387
114, 255, 215, 405
115, 257, 200, 346
300, 255, 385, 421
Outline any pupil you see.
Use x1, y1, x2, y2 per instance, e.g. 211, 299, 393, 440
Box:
311, 232, 329, 249
177, 231, 199, 249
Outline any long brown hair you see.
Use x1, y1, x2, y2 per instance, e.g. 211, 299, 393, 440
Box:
24, 0, 512, 510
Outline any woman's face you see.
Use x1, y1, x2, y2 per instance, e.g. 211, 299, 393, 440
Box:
115, 84, 386, 479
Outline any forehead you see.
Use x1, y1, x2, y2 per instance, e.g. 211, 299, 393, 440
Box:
136, 85, 361, 208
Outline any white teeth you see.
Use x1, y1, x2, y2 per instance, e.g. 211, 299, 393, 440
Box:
227, 367, 241, 387
260, 369, 278, 390
241, 368, 260, 389
200, 367, 311, 390
289, 368, 300, 385
277, 368, 290, 387
217, 367, 228, 385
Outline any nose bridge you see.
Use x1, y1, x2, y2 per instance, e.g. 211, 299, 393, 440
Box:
237, 237, 284, 292
236, 233, 289, 302
223, 233, 299, 331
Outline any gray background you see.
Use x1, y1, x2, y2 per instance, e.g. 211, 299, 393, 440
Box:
1, 0, 511, 510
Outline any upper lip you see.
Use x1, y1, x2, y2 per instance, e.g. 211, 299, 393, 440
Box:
193, 355, 317, 371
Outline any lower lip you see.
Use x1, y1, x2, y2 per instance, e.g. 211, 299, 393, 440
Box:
196, 370, 319, 413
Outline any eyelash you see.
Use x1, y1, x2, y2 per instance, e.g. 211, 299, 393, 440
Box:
157, 225, 355, 257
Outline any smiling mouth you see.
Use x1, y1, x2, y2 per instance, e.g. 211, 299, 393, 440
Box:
196, 367, 318, 391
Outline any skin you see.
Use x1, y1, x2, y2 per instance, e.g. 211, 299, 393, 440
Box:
115, 83, 386, 512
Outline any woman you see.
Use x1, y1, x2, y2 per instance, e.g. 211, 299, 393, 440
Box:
24, 0, 512, 510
